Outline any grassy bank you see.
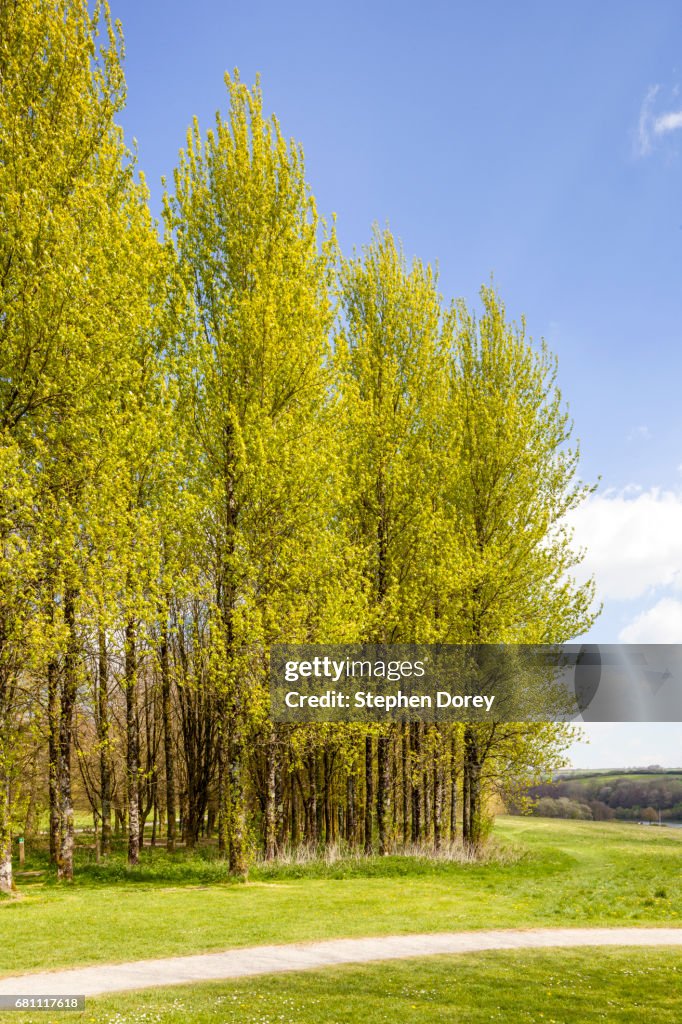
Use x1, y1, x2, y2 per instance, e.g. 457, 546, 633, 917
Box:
0, 817, 680, 975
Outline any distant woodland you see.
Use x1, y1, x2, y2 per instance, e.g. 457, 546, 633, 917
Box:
517, 771, 682, 822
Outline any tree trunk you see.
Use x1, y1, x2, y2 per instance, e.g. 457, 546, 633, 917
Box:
47, 657, 60, 865
217, 710, 228, 857
218, 425, 247, 877
458, 729, 481, 847
377, 731, 390, 855
423, 756, 431, 844
410, 722, 421, 843
449, 730, 457, 841
346, 772, 356, 845
433, 758, 443, 850
305, 752, 318, 845
391, 735, 398, 835
275, 744, 285, 852
264, 725, 277, 860
323, 749, 332, 845
401, 723, 409, 846
57, 589, 77, 882
462, 726, 473, 846
160, 619, 176, 853
125, 620, 140, 866
422, 725, 433, 842
467, 729, 483, 850
227, 711, 247, 876
315, 758, 324, 840
290, 774, 299, 847
97, 629, 112, 855
0, 769, 12, 894
364, 733, 373, 855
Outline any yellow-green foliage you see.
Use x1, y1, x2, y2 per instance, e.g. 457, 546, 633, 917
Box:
0, 4, 599, 880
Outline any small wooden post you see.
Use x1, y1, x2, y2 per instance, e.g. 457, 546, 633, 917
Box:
18, 837, 25, 867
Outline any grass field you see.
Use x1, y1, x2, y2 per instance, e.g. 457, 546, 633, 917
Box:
558, 769, 682, 787
0, 817, 680, 976
2, 948, 682, 1024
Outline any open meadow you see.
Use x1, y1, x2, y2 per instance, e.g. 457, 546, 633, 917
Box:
2, 817, 680, 974
0, 816, 680, 1022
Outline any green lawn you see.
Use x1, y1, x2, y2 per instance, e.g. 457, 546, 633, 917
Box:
2, 948, 681, 1024
0, 817, 680, 976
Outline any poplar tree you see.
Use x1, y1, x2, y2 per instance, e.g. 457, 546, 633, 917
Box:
446, 286, 596, 847
336, 228, 451, 853
165, 73, 338, 873
0, 0, 120, 882
0, 0, 164, 878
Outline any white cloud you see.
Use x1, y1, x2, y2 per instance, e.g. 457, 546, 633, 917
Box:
569, 487, 682, 599
619, 596, 682, 642
654, 110, 682, 136
635, 85, 682, 156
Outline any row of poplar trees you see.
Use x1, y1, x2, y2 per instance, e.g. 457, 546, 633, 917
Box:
0, 0, 596, 889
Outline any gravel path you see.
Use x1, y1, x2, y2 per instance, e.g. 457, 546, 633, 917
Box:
1, 928, 681, 997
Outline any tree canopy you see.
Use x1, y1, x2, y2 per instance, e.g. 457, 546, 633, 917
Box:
0, 1, 597, 888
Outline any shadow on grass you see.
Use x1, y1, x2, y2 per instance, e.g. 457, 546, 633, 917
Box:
16, 834, 532, 890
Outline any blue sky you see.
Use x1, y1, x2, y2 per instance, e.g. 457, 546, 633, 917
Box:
109, 0, 682, 767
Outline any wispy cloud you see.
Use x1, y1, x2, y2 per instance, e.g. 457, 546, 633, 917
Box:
637, 84, 659, 156
636, 84, 682, 156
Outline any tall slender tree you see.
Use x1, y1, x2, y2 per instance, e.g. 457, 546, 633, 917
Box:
445, 286, 596, 847
166, 72, 340, 873
0, 0, 156, 881
336, 227, 451, 852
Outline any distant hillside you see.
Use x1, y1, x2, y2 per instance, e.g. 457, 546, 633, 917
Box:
512, 769, 682, 822
558, 767, 682, 778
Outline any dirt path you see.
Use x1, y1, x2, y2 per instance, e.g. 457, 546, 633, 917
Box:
1, 928, 680, 997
